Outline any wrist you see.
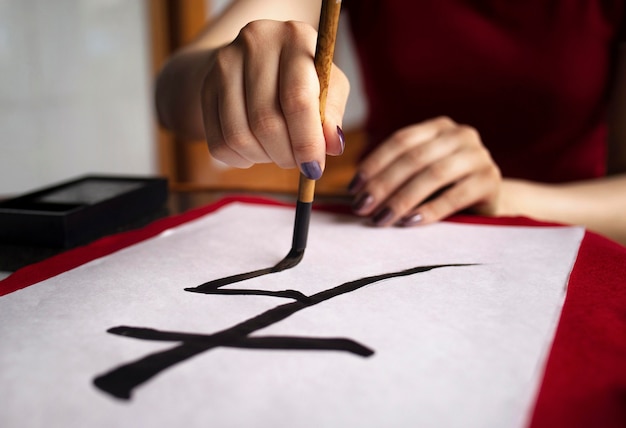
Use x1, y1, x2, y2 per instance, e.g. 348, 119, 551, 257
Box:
496, 178, 536, 217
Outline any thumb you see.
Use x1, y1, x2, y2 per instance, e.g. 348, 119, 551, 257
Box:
323, 65, 350, 156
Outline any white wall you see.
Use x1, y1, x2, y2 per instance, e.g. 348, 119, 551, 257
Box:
0, 0, 154, 195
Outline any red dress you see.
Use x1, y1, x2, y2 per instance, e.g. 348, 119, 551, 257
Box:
343, 0, 626, 182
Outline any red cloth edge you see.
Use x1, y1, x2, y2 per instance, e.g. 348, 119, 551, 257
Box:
2, 195, 625, 428
529, 230, 626, 428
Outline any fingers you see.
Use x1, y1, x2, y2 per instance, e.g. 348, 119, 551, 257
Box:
201, 20, 349, 179
350, 117, 502, 227
279, 25, 325, 178
357, 116, 457, 183
201, 52, 253, 168
220, 43, 273, 165
244, 24, 294, 168
206, 21, 290, 168
409, 167, 501, 224
384, 147, 499, 226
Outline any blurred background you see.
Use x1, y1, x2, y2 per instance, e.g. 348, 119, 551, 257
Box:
0, 0, 365, 197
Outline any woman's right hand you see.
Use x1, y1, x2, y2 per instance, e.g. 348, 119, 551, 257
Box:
200, 19, 349, 180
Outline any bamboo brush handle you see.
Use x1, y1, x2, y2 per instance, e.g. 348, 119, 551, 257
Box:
297, 0, 342, 203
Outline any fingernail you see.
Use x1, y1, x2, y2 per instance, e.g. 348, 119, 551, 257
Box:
348, 172, 366, 194
300, 161, 322, 180
397, 213, 423, 227
372, 207, 394, 226
337, 126, 345, 155
352, 192, 374, 213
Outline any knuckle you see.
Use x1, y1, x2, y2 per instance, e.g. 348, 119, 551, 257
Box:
283, 20, 301, 35
292, 140, 319, 157
455, 124, 481, 143
428, 161, 450, 182
213, 47, 238, 77
238, 20, 266, 47
284, 20, 316, 40
222, 128, 253, 152
249, 108, 283, 139
404, 145, 427, 167
280, 86, 316, 117
433, 115, 455, 128
475, 144, 491, 160
389, 128, 415, 150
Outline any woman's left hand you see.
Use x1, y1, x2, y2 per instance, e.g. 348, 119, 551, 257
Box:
348, 116, 503, 226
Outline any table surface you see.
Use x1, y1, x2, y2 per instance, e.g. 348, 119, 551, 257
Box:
1, 191, 625, 428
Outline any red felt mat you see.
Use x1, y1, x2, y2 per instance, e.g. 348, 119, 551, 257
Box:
2, 196, 625, 427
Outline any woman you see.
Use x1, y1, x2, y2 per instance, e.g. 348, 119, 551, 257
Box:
155, 0, 626, 244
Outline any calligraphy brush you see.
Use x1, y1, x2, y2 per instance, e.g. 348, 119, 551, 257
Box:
288, 0, 343, 265
186, 0, 342, 292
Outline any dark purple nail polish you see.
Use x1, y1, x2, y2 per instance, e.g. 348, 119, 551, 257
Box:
352, 193, 374, 213
348, 172, 366, 194
337, 126, 345, 155
398, 213, 423, 227
300, 161, 322, 180
372, 207, 394, 226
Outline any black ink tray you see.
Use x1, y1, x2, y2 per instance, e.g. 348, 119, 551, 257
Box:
0, 175, 168, 248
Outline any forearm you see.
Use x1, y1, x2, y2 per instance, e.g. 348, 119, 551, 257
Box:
499, 175, 626, 245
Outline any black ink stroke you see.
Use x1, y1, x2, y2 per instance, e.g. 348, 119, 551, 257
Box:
184, 248, 306, 291
192, 200, 312, 289
94, 263, 475, 400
